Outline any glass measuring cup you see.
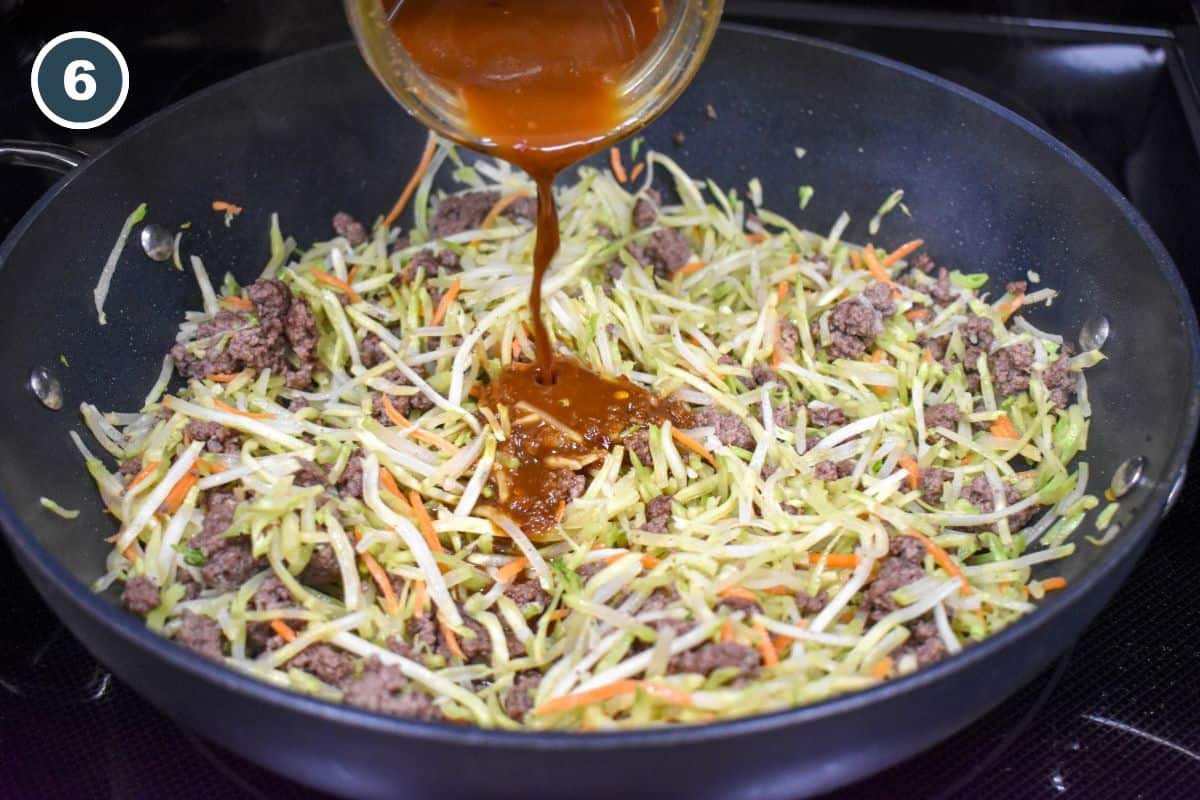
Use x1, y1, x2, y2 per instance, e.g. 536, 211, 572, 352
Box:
344, 0, 724, 158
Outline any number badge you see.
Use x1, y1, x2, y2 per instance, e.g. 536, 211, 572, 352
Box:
31, 31, 129, 130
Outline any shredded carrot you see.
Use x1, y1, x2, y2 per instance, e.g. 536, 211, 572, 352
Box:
212, 398, 273, 419
718, 585, 758, 602
629, 162, 645, 182
898, 455, 920, 491
127, 461, 161, 490
270, 619, 298, 643
362, 551, 399, 615
870, 656, 894, 679
771, 634, 792, 658
905, 528, 973, 595
548, 609, 569, 621
379, 397, 459, 453
440, 619, 466, 660
990, 413, 1019, 440
754, 622, 779, 667
670, 427, 717, 467
1040, 576, 1068, 593
160, 471, 198, 514
431, 276, 462, 326
999, 293, 1025, 322
764, 585, 793, 596
880, 239, 924, 268
220, 296, 254, 311
408, 491, 444, 554
789, 254, 800, 265
746, 231, 768, 244
495, 557, 529, 584
673, 260, 706, 277
410, 579, 427, 613
777, 281, 789, 303
205, 372, 242, 383
481, 192, 531, 230
771, 342, 783, 370
922, 348, 935, 364
211, 200, 242, 215
533, 680, 692, 716
861, 245, 895, 286
310, 269, 363, 304
905, 308, 931, 322
384, 134, 438, 227
850, 249, 863, 270
609, 147, 628, 183
192, 460, 227, 476
122, 542, 140, 562
377, 467, 410, 509
720, 620, 734, 642
808, 552, 860, 569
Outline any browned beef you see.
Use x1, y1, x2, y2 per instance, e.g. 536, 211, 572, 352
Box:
505, 195, 537, 223
826, 296, 883, 360
342, 657, 443, 720
861, 557, 926, 621
505, 578, 550, 608
293, 458, 327, 488
632, 188, 661, 229
430, 191, 497, 237
201, 541, 257, 591
912, 253, 936, 274
960, 475, 1037, 531
360, 334, 387, 368
716, 595, 761, 614
694, 406, 754, 450
120, 576, 160, 616
284, 296, 320, 366
644, 494, 672, 533
333, 211, 368, 246
176, 610, 224, 661
505, 671, 543, 721
189, 491, 238, 557
1041, 355, 1075, 408
185, 421, 241, 454
808, 404, 847, 428
989, 343, 1035, 397
289, 644, 354, 687
253, 576, 293, 610
920, 467, 953, 505
890, 534, 927, 564
406, 609, 491, 663
400, 248, 461, 287
338, 453, 365, 499
863, 281, 898, 317
575, 561, 606, 581
118, 457, 143, 480
668, 642, 761, 677
795, 590, 828, 615
300, 544, 341, 587
924, 403, 961, 432
751, 363, 778, 387
777, 318, 801, 355
623, 428, 652, 465
814, 459, 854, 481
636, 228, 693, 279
930, 268, 955, 305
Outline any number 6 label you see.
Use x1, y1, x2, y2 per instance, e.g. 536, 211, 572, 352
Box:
31, 32, 129, 130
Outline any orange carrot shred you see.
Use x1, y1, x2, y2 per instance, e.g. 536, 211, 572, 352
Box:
212, 398, 273, 419
905, 308, 931, 322
754, 622, 779, 667
206, 372, 242, 383
999, 292, 1025, 322
440, 619, 466, 661
410, 579, 427, 613
898, 455, 920, 491
548, 609, 569, 621
771, 634, 792, 658
495, 557, 529, 584
127, 461, 161, 490
533, 680, 692, 716
870, 656, 894, 679
670, 427, 717, 467
880, 239, 924, 268
408, 491, 444, 554
771, 342, 783, 370
384, 134, 438, 227
270, 619, 298, 643
718, 585, 758, 602
211, 200, 242, 214
377, 468, 410, 508
220, 296, 254, 311
861, 245, 895, 286
746, 231, 768, 244
629, 162, 645, 182
362, 551, 399, 615
1040, 576, 1068, 592
777, 281, 789, 303
850, 250, 863, 270
720, 620, 734, 642
990, 413, 1019, 440
160, 471, 198, 514
481, 191, 531, 230
905, 529, 974, 596
347, 264, 363, 283
379, 397, 459, 453
672, 260, 706, 277
310, 269, 363, 304
808, 552, 860, 569
431, 276, 462, 326
610, 147, 628, 183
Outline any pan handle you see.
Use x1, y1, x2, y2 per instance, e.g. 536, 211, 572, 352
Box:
0, 140, 89, 173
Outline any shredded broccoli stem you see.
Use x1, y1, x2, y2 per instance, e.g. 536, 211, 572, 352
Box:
78, 149, 1107, 730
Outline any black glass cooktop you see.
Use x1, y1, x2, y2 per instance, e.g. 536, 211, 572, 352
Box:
3, 2, 1199, 798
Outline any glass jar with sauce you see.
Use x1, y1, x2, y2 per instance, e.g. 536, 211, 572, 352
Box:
345, 0, 723, 175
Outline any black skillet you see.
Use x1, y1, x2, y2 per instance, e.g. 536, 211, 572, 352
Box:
0, 24, 1196, 800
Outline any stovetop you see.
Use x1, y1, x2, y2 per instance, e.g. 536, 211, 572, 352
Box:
3, 2, 1200, 798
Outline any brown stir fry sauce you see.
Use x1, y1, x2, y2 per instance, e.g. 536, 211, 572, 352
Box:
478, 359, 692, 534
390, 0, 669, 531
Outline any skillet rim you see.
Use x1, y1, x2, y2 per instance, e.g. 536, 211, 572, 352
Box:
1, 22, 1197, 751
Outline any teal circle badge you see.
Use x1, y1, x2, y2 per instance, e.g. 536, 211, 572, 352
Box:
31, 31, 129, 130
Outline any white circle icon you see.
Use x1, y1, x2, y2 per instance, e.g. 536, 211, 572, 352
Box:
31, 31, 130, 131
